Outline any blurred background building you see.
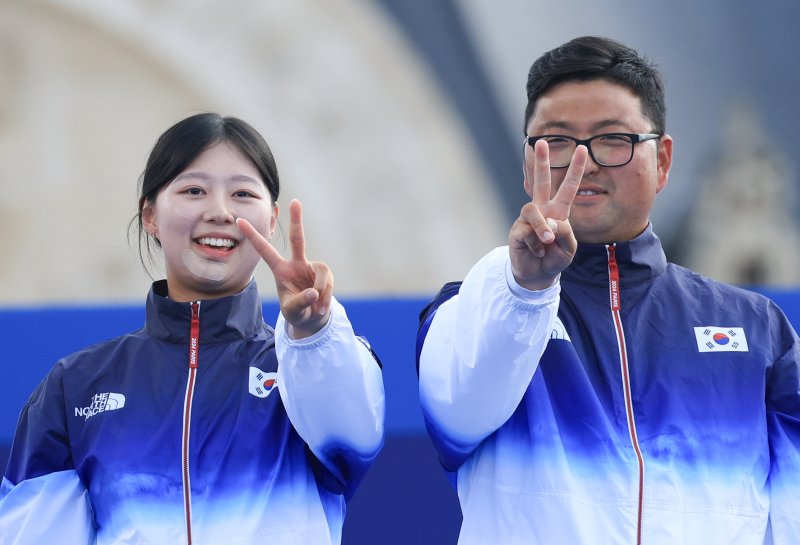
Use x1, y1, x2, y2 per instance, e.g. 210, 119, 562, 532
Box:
2, 1, 799, 543
1, 0, 799, 303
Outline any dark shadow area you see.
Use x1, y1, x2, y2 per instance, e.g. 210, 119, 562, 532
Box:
343, 434, 462, 545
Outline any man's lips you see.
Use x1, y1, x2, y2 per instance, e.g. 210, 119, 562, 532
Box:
576, 186, 606, 196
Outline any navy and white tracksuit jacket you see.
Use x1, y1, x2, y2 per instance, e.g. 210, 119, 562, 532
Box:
0, 280, 385, 545
418, 226, 800, 545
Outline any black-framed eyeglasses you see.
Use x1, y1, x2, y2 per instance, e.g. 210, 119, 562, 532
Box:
523, 133, 661, 168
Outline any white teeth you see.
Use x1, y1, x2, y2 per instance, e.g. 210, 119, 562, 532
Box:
577, 190, 600, 195
198, 237, 235, 248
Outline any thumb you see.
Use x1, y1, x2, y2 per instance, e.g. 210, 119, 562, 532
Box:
552, 218, 577, 255
281, 289, 319, 323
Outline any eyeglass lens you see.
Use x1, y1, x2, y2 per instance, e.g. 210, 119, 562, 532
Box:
544, 135, 634, 167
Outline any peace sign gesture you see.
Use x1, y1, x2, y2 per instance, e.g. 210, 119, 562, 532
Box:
508, 140, 589, 291
237, 199, 333, 338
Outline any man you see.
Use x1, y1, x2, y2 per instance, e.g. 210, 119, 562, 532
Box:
417, 36, 800, 545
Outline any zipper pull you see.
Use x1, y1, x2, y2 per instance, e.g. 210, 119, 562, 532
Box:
607, 245, 621, 311
189, 302, 200, 369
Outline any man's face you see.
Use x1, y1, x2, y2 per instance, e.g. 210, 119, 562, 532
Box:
525, 79, 672, 244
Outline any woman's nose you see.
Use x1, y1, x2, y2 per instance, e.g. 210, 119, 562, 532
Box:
203, 194, 235, 223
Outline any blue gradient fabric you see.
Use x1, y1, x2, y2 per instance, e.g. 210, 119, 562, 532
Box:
0, 280, 384, 544
418, 227, 800, 545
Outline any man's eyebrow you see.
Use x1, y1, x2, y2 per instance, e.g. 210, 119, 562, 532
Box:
535, 119, 630, 134
588, 119, 630, 132
536, 121, 575, 133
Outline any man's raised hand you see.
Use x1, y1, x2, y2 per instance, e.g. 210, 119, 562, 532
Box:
508, 140, 588, 290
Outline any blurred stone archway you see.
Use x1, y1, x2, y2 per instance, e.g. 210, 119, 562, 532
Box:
0, 0, 507, 303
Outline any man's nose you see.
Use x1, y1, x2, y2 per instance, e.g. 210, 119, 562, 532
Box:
583, 150, 602, 174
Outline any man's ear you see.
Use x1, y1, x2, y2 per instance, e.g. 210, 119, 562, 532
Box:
523, 168, 533, 199
656, 134, 673, 194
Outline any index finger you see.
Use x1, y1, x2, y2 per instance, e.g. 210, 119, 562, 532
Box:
288, 199, 306, 262
528, 139, 552, 205
550, 145, 589, 216
236, 217, 284, 270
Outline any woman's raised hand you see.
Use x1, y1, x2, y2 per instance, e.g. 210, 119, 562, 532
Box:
237, 199, 333, 338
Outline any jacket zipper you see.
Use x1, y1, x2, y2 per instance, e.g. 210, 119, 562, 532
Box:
182, 301, 201, 545
607, 245, 644, 545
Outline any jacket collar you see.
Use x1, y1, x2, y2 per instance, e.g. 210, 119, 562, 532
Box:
145, 279, 265, 344
563, 223, 667, 287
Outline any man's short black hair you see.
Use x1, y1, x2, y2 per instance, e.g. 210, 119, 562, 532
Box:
524, 36, 666, 135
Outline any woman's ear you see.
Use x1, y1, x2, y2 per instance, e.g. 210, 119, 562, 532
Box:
141, 200, 158, 237
269, 202, 279, 240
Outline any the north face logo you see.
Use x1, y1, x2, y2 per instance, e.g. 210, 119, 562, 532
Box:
75, 393, 126, 420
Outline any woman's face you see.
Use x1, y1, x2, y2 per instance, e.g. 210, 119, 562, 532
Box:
142, 141, 277, 302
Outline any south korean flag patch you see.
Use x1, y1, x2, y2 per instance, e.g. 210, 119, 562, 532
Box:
249, 367, 278, 398
694, 326, 749, 353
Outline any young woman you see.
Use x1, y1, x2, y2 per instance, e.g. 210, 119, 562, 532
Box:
0, 113, 385, 544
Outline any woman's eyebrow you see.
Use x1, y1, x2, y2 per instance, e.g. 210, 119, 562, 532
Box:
172, 172, 262, 184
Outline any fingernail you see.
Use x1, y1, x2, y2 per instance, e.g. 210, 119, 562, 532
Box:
542, 231, 554, 243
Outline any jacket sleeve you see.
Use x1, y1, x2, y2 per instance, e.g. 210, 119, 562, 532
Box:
417, 246, 559, 471
765, 301, 800, 543
0, 365, 95, 544
275, 296, 384, 498
0, 472, 94, 545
